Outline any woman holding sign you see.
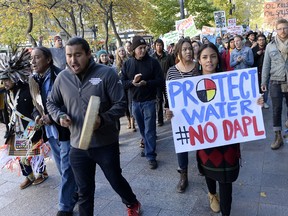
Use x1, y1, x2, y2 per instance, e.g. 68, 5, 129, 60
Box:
166, 38, 198, 193
166, 43, 263, 216
195, 43, 240, 216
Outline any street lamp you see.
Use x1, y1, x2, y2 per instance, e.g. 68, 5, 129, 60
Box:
229, 0, 235, 15
179, 0, 185, 19
90, 25, 98, 40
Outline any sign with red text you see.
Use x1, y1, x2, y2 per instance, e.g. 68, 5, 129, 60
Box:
227, 25, 243, 36
175, 15, 198, 37
228, 18, 237, 27
201, 26, 216, 35
166, 68, 266, 153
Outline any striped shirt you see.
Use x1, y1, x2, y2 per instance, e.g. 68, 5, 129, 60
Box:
166, 65, 198, 81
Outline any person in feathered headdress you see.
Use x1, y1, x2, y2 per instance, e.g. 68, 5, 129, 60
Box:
0, 48, 48, 189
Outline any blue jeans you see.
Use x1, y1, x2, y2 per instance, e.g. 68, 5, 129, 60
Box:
69, 143, 138, 216
49, 137, 77, 212
269, 83, 288, 131
132, 100, 157, 161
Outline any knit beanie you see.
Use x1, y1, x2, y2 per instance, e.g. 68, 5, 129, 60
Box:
131, 36, 147, 50
54, 35, 62, 41
96, 50, 108, 59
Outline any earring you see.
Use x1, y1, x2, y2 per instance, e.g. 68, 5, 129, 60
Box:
217, 64, 220, 70
199, 64, 202, 71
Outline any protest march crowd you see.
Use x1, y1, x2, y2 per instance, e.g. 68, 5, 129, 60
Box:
0, 13, 287, 216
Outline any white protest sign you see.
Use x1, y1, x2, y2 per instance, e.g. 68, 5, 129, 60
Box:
227, 25, 243, 36
228, 18, 236, 27
166, 68, 266, 153
214, 11, 226, 28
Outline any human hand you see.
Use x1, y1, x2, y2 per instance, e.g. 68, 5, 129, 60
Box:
165, 108, 174, 120
41, 114, 52, 125
59, 114, 72, 127
133, 73, 142, 84
94, 115, 101, 130
261, 85, 267, 92
237, 56, 242, 62
257, 95, 264, 107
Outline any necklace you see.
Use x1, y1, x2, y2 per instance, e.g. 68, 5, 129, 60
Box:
176, 63, 194, 78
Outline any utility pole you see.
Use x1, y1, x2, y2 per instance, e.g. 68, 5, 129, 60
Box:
179, 0, 185, 19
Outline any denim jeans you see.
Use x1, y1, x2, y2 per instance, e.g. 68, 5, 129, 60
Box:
132, 100, 157, 161
69, 143, 138, 216
206, 176, 232, 216
269, 83, 288, 131
49, 137, 77, 212
177, 152, 188, 171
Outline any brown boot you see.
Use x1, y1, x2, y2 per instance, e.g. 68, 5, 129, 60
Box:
176, 170, 188, 193
271, 131, 283, 150
33, 170, 48, 185
131, 117, 136, 132
20, 176, 35, 190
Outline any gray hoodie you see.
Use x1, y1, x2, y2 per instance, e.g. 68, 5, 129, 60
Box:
46, 59, 126, 149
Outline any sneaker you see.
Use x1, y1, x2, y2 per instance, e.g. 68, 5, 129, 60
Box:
208, 192, 220, 213
140, 150, 145, 157
20, 177, 34, 190
56, 211, 73, 216
263, 103, 269, 109
33, 171, 48, 185
148, 159, 158, 169
127, 201, 141, 216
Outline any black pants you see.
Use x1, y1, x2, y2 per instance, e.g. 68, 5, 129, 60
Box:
156, 88, 164, 124
205, 176, 232, 216
70, 143, 138, 216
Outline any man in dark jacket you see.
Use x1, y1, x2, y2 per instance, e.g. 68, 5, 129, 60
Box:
46, 37, 141, 216
151, 38, 175, 126
121, 36, 164, 169
252, 34, 268, 108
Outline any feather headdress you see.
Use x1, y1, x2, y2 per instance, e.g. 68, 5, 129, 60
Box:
0, 48, 31, 83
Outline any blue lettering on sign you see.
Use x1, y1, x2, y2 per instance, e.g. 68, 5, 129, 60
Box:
168, 80, 199, 108
248, 69, 257, 98
240, 100, 253, 115
211, 73, 227, 102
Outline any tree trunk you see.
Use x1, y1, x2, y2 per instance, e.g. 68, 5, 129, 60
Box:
69, 7, 78, 36
77, 1, 84, 38
26, 11, 37, 47
109, 2, 122, 47
52, 14, 72, 38
103, 12, 109, 51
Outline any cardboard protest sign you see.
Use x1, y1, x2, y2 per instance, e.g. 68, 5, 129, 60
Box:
227, 25, 243, 36
166, 68, 266, 153
264, 0, 288, 27
175, 15, 198, 38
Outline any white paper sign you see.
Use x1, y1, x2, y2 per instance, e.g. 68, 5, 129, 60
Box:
166, 68, 266, 153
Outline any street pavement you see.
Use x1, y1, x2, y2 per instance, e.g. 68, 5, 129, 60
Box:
0, 104, 288, 216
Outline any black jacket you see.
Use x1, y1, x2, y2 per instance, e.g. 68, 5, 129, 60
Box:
32, 65, 70, 141
121, 53, 164, 102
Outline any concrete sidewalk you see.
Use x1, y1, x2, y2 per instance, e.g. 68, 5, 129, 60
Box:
0, 105, 288, 216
